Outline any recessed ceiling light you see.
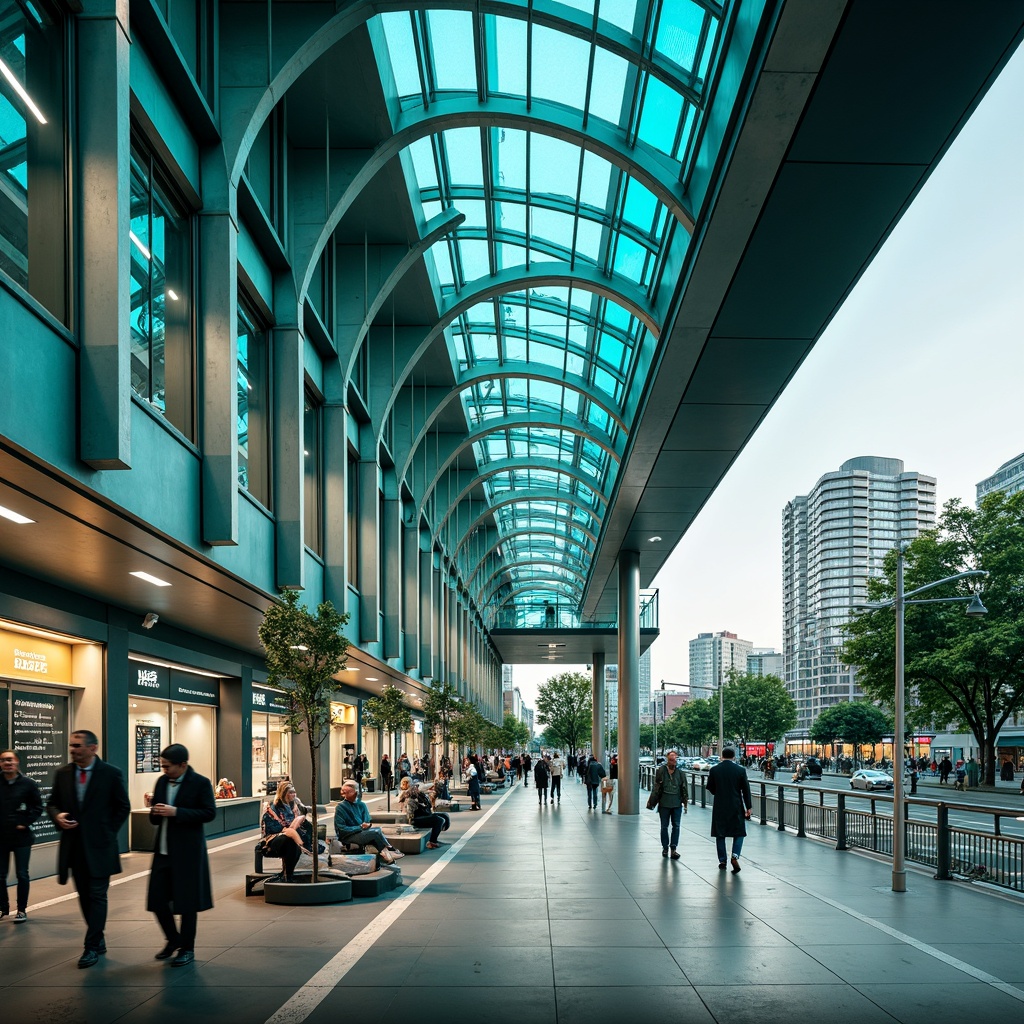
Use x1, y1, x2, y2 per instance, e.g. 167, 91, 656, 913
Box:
166, 288, 179, 301
0, 504, 34, 525
648, 535, 663, 543
130, 571, 171, 587
366, 676, 379, 682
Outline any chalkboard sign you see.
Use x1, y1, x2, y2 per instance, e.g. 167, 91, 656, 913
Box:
11, 689, 68, 845
135, 724, 162, 773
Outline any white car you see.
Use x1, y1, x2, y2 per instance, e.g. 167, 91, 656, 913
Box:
849, 769, 894, 791
690, 759, 712, 771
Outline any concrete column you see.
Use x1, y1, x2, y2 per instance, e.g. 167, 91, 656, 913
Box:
419, 544, 434, 678
432, 558, 443, 682
592, 653, 606, 765
77, 1, 131, 470
220, 667, 251, 799
322, 371, 348, 611
272, 323, 303, 589
617, 549, 641, 815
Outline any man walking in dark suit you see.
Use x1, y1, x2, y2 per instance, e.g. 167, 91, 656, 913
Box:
47, 729, 131, 968
145, 743, 216, 967
707, 747, 753, 873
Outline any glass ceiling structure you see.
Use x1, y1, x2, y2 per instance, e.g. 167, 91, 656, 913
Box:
369, 1, 726, 629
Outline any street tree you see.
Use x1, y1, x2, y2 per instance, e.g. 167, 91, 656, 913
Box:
669, 697, 718, 752
809, 700, 890, 766
422, 679, 460, 765
362, 684, 412, 810
258, 590, 350, 883
723, 671, 797, 754
843, 491, 1024, 785
535, 671, 592, 758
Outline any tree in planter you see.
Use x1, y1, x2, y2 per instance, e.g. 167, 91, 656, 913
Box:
362, 684, 412, 810
423, 680, 461, 776
258, 590, 350, 884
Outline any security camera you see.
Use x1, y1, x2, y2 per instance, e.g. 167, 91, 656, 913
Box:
142, 612, 160, 630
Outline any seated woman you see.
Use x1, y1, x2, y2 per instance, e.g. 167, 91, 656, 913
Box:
405, 780, 450, 849
261, 781, 313, 881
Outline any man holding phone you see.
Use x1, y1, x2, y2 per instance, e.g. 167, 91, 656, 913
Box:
47, 730, 131, 968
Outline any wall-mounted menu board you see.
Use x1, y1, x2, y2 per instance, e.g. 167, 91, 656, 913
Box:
11, 689, 69, 845
135, 724, 162, 773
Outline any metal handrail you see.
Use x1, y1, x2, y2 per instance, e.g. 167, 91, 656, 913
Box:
635, 767, 1024, 895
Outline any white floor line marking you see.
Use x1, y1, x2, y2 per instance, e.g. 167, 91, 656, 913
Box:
763, 866, 1024, 1002
264, 785, 517, 1024
27, 830, 262, 911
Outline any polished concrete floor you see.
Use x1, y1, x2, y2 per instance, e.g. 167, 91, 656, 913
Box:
3, 774, 1023, 1023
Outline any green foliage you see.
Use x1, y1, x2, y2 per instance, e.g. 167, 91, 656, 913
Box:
422, 680, 460, 753
258, 590, 350, 883
666, 697, 718, 750
809, 700, 890, 759
843, 491, 1024, 784
449, 700, 488, 753
535, 671, 592, 756
723, 671, 797, 749
362, 684, 413, 741
497, 713, 530, 750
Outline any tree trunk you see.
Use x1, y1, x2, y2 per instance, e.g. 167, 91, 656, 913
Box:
308, 725, 319, 884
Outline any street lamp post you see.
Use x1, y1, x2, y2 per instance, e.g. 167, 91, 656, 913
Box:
858, 545, 987, 893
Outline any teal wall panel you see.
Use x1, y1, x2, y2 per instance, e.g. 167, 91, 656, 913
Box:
208, 494, 276, 594
238, 223, 273, 309
302, 551, 326, 604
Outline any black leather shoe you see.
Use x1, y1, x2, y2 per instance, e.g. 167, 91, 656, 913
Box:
171, 950, 195, 967
155, 942, 179, 960
662, 847, 669, 858
671, 849, 681, 860
77, 950, 100, 969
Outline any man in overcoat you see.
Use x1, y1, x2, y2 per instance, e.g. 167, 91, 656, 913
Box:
47, 729, 131, 968
146, 743, 216, 967
707, 747, 752, 873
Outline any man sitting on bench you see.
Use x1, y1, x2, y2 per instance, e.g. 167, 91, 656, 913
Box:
334, 780, 404, 864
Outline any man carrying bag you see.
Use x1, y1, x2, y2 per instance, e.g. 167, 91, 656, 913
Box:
646, 751, 688, 859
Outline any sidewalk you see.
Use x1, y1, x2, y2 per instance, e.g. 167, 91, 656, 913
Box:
2, 777, 1023, 1023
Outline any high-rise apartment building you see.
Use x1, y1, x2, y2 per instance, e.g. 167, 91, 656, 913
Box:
977, 452, 1024, 503
782, 457, 937, 738
688, 631, 753, 700
639, 649, 652, 717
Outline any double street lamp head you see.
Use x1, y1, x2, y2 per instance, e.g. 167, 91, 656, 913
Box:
965, 593, 988, 617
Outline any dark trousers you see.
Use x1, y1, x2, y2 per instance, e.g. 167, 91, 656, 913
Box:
69, 860, 110, 951
150, 854, 198, 950
0, 844, 31, 913
586, 784, 598, 807
659, 805, 682, 850
537, 782, 548, 803
264, 834, 302, 878
412, 813, 446, 843
551, 776, 562, 800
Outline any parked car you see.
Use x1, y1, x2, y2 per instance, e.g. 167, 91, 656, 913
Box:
850, 769, 894, 791
690, 759, 712, 771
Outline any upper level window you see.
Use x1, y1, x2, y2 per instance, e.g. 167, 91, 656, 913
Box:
0, 0, 67, 321
245, 101, 285, 237
237, 293, 271, 507
129, 133, 194, 438
304, 388, 322, 555
154, 0, 215, 105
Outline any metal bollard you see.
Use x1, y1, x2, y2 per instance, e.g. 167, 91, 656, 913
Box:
836, 793, 847, 850
796, 787, 806, 838
934, 803, 951, 880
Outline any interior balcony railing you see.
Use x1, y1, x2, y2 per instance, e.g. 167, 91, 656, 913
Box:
490, 589, 658, 631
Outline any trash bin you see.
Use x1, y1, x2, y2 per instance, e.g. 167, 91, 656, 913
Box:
966, 760, 981, 788
364, 777, 376, 793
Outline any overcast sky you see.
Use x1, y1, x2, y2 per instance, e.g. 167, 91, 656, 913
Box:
509, 43, 1024, 714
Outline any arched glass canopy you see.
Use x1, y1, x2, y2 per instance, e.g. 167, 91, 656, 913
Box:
368, 1, 725, 628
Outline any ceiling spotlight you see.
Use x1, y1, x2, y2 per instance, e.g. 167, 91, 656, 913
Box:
141, 612, 159, 630
648, 535, 662, 543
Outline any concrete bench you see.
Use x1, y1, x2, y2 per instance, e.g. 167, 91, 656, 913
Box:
350, 868, 401, 897
381, 826, 429, 854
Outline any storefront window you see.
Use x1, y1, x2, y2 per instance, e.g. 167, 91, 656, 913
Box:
0, 0, 67, 321
237, 292, 271, 506
251, 684, 290, 796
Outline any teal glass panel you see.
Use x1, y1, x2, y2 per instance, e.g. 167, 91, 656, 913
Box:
503, 333, 527, 362
496, 200, 526, 234
471, 333, 499, 363
529, 134, 581, 198
593, 366, 617, 400
457, 238, 490, 280
495, 128, 527, 189
457, 199, 488, 230
444, 128, 483, 184
531, 25, 589, 111
429, 240, 454, 286
530, 206, 577, 252
579, 150, 613, 207
612, 233, 647, 283
497, 240, 528, 270
530, 246, 562, 265
409, 136, 438, 191
427, 9, 477, 91
637, 74, 683, 155
588, 47, 631, 126
490, 16, 527, 96
654, 1, 704, 72
599, 0, 641, 34
596, 331, 626, 374
622, 179, 659, 236
379, 12, 421, 97
603, 300, 631, 330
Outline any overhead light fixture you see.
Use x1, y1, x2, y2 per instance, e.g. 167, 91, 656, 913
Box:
289, 644, 309, 651
141, 612, 159, 630
0, 504, 34, 525
648, 535, 662, 543
366, 676, 379, 682
167, 288, 179, 301
130, 571, 171, 587
0, 56, 46, 124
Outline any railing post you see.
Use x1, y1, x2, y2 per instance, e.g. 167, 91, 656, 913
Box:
758, 781, 766, 825
700, 773, 707, 808
836, 792, 847, 850
777, 785, 786, 831
797, 787, 806, 837
934, 803, 951, 880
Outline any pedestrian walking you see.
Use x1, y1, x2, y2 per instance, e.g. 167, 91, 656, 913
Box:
380, 754, 394, 792
467, 755, 483, 810
46, 729, 131, 968
646, 750, 687, 856
534, 755, 551, 805
0, 749, 43, 922
938, 756, 952, 785
523, 752, 532, 787
585, 755, 606, 809
549, 752, 564, 803
707, 747, 752, 872
567, 752, 577, 779
145, 744, 216, 967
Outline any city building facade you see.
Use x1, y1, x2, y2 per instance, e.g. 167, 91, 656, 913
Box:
688, 631, 753, 700
782, 457, 937, 743
977, 452, 1024, 503
747, 648, 784, 678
